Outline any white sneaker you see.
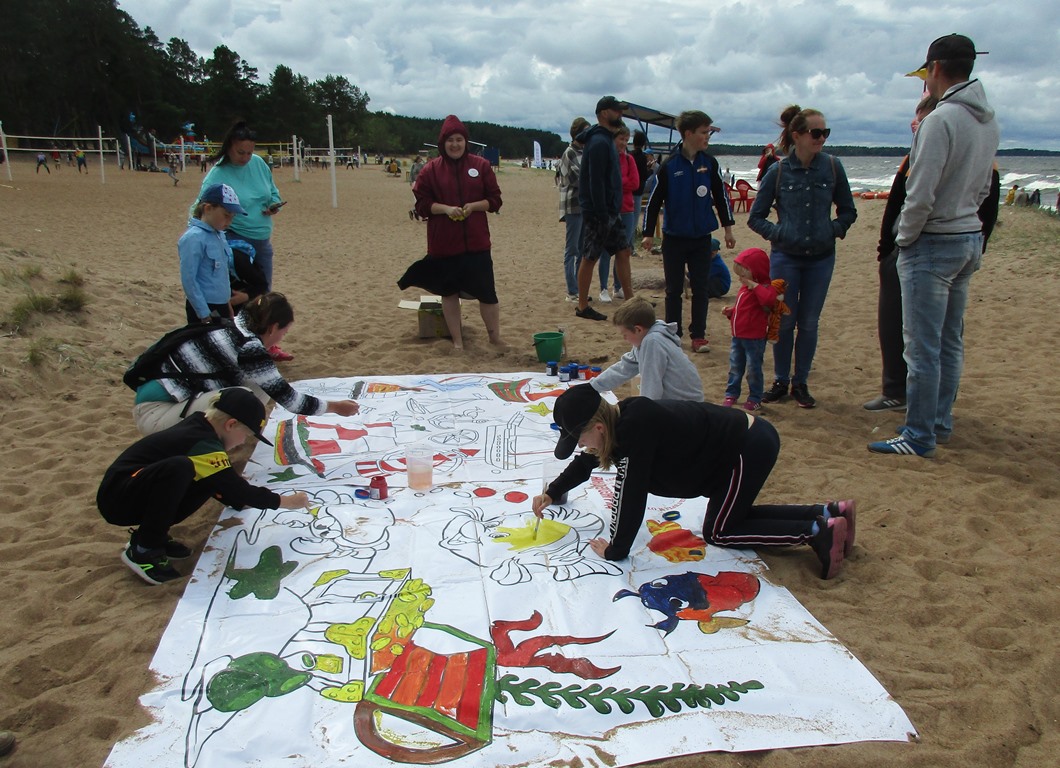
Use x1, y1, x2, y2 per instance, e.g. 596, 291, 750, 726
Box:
565, 293, 578, 302
599, 290, 612, 303
614, 287, 625, 300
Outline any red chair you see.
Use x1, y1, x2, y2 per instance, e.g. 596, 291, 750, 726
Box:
724, 183, 736, 211
733, 179, 756, 213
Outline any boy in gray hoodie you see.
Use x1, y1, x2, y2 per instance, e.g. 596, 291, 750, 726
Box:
590, 297, 704, 401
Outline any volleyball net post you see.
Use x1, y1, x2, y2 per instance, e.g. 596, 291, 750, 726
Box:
1, 122, 11, 182
326, 114, 338, 208
97, 126, 106, 184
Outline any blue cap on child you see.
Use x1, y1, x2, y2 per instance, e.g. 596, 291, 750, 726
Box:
710, 238, 721, 253
199, 183, 247, 215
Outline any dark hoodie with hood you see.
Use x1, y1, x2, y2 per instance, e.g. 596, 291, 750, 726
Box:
727, 248, 779, 340
576, 123, 622, 219
413, 115, 502, 257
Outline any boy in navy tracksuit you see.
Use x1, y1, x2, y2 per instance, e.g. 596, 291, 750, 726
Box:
642, 110, 736, 353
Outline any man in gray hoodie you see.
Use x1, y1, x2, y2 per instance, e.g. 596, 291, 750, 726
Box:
869, 34, 999, 458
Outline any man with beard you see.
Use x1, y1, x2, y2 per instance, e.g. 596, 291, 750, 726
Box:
573, 96, 635, 321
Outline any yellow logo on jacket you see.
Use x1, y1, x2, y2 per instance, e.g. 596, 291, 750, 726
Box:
191, 450, 232, 480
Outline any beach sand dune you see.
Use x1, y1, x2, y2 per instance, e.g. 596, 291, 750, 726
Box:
0, 160, 1056, 767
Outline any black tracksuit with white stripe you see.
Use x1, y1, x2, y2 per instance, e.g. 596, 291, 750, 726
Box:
545, 397, 820, 560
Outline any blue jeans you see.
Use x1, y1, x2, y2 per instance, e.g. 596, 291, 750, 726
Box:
599, 212, 635, 292
598, 249, 612, 292
229, 234, 275, 291
725, 337, 767, 401
563, 213, 582, 295
769, 250, 835, 385
898, 232, 982, 449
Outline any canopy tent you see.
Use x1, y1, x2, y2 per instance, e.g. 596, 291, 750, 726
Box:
621, 101, 678, 151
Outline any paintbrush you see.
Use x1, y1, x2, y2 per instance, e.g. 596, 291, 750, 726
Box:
532, 514, 541, 540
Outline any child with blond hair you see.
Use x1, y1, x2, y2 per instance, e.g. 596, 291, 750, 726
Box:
590, 296, 703, 401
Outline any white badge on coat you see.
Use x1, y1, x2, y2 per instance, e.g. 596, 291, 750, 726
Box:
468, 168, 480, 178
696, 184, 708, 197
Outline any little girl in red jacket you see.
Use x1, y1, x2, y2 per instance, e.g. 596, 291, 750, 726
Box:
722, 248, 787, 411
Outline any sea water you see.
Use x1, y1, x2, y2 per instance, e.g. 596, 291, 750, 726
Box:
713, 154, 1060, 202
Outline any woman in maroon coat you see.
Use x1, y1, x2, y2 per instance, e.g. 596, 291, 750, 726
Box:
399, 115, 505, 349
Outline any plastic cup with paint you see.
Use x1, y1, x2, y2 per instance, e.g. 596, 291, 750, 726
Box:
405, 443, 434, 491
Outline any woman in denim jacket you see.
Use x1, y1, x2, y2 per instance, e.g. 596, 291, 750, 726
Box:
748, 105, 857, 407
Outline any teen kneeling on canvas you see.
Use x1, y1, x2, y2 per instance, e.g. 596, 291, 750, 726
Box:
531, 384, 855, 579
98, 387, 310, 585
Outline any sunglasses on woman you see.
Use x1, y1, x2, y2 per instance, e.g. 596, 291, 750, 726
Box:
806, 128, 831, 140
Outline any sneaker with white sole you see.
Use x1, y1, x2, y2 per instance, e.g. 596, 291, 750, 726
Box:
722, 396, 737, 407
121, 541, 183, 585
614, 287, 625, 300
863, 395, 907, 411
743, 400, 762, 412
599, 290, 612, 303
868, 436, 936, 458
691, 338, 710, 353
896, 425, 950, 444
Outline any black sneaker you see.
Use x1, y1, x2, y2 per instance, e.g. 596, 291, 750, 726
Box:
576, 305, 607, 321
166, 537, 193, 559
762, 380, 788, 403
129, 528, 192, 559
810, 515, 847, 580
121, 541, 183, 585
790, 383, 816, 408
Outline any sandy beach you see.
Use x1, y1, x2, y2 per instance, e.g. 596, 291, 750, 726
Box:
0, 157, 1056, 767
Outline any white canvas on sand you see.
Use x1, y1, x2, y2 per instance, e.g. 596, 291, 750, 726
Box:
105, 373, 915, 768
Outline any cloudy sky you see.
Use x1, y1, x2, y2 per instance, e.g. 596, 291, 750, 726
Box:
120, 0, 1058, 150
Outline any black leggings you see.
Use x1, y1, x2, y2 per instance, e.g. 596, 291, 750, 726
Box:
703, 418, 821, 546
97, 457, 210, 548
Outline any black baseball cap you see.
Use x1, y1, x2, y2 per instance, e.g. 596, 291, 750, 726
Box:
215, 387, 273, 446
596, 95, 628, 114
552, 384, 602, 459
908, 34, 987, 78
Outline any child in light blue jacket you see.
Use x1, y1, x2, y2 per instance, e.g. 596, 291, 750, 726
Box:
179, 183, 246, 324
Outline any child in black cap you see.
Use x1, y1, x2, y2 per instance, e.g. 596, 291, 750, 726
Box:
97, 387, 309, 585
533, 384, 856, 579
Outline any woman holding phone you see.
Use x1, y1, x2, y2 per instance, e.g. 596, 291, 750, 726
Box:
199, 121, 291, 360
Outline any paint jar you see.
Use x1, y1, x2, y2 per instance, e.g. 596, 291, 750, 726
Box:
589, 366, 602, 379
546, 360, 558, 377
369, 475, 388, 500
405, 443, 434, 491
578, 365, 589, 380
559, 366, 571, 382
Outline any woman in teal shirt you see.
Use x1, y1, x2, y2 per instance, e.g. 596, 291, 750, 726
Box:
199, 122, 289, 358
